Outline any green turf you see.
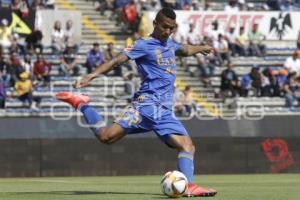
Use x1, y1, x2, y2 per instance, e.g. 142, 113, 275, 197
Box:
0, 174, 299, 200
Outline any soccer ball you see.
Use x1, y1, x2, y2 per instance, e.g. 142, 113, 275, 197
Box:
160, 170, 188, 198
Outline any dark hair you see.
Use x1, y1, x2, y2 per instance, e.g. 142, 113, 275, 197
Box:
155, 7, 176, 22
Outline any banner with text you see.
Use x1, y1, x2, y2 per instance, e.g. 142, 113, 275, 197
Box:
145, 11, 300, 41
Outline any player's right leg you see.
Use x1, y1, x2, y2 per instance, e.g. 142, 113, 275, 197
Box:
56, 91, 126, 144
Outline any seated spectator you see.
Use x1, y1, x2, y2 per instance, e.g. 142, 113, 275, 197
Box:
59, 45, 80, 76
249, 65, 263, 96
21, 53, 34, 77
187, 23, 203, 67
33, 53, 51, 86
0, 19, 12, 47
182, 86, 195, 115
64, 20, 79, 53
225, 26, 237, 56
283, 72, 300, 108
235, 27, 248, 56
214, 34, 230, 65
248, 24, 266, 57
240, 73, 251, 97
7, 52, 24, 87
10, 0, 29, 18
208, 21, 224, 44
284, 50, 300, 76
31, 0, 45, 10
85, 42, 104, 74
275, 68, 288, 96
225, 0, 239, 12
279, 0, 294, 11
174, 85, 185, 116
220, 62, 240, 99
25, 30, 43, 54
0, 53, 10, 87
14, 72, 41, 109
51, 20, 65, 55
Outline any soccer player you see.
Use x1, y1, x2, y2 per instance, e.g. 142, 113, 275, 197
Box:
56, 7, 217, 197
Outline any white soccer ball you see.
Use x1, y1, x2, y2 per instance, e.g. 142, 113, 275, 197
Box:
160, 170, 188, 198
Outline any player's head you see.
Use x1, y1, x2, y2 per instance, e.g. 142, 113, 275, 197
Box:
153, 7, 176, 42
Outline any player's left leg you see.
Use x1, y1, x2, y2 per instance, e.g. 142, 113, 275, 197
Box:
167, 134, 217, 197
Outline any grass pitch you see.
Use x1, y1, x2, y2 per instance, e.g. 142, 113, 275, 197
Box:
0, 174, 299, 200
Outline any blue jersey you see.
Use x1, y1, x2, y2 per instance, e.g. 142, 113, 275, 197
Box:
123, 37, 182, 109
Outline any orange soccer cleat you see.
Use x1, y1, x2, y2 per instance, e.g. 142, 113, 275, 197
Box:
183, 183, 217, 197
56, 91, 91, 109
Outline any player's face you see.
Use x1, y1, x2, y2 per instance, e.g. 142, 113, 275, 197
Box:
154, 15, 176, 41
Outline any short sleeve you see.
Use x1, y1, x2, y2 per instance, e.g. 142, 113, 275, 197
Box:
123, 39, 146, 60
168, 38, 182, 52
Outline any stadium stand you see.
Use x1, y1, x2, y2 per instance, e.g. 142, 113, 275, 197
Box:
0, 0, 300, 118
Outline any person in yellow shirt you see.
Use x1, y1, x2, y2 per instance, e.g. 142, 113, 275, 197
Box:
235, 26, 248, 56
15, 72, 41, 108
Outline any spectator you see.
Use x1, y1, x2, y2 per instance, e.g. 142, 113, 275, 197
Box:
31, 0, 45, 10
10, 0, 28, 18
85, 42, 104, 74
21, 53, 33, 76
220, 62, 239, 99
59, 45, 80, 76
33, 53, 51, 86
283, 72, 300, 108
0, 52, 10, 87
25, 30, 43, 54
249, 65, 263, 96
64, 20, 79, 53
235, 26, 248, 56
172, 24, 186, 69
214, 34, 230, 65
14, 72, 41, 109
279, 0, 294, 11
225, 0, 239, 12
240, 73, 251, 97
208, 21, 224, 44
174, 85, 185, 116
103, 42, 118, 63
7, 52, 24, 87
182, 86, 195, 115
51, 20, 65, 55
225, 26, 237, 56
248, 24, 266, 57
275, 68, 288, 96
284, 50, 300, 76
113, 0, 130, 25
186, 23, 203, 67
0, 19, 12, 47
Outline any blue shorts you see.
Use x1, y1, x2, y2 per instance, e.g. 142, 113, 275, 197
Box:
115, 102, 188, 145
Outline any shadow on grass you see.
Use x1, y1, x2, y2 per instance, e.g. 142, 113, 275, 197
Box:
6, 191, 170, 199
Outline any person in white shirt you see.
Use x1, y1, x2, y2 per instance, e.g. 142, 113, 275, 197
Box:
225, 26, 237, 56
225, 0, 239, 12
186, 23, 204, 67
51, 20, 64, 55
208, 21, 224, 44
214, 34, 230, 65
284, 50, 300, 76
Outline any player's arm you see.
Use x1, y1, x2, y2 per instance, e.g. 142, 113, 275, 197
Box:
74, 53, 129, 88
175, 44, 213, 57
